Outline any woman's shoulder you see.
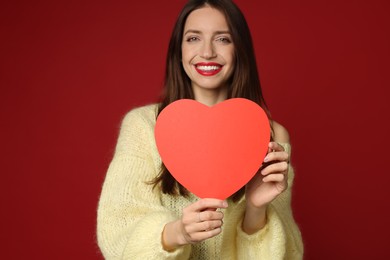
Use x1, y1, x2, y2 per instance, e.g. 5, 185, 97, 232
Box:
122, 103, 159, 124
271, 120, 290, 144
127, 103, 159, 117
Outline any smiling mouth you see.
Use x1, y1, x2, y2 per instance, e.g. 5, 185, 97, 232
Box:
195, 63, 223, 76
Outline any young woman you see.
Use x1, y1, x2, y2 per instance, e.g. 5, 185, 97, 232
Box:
97, 0, 303, 259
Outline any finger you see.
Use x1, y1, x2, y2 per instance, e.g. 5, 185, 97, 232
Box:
198, 210, 224, 222
186, 218, 224, 236
264, 151, 289, 163
191, 198, 228, 212
268, 142, 285, 152
262, 173, 286, 183
261, 161, 289, 176
200, 219, 223, 231
191, 227, 223, 241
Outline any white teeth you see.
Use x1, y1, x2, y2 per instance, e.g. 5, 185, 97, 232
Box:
196, 65, 220, 71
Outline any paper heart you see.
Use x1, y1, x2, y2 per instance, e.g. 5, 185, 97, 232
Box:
155, 98, 270, 199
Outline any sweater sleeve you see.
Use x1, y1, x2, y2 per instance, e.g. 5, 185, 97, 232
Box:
97, 108, 191, 259
225, 143, 303, 259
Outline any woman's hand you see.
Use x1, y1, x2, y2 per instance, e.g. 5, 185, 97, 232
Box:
162, 198, 228, 251
242, 141, 289, 234
246, 142, 289, 208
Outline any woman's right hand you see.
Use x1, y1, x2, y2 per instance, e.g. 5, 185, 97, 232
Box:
162, 198, 228, 251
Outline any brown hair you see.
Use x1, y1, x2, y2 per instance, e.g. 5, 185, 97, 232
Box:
151, 0, 272, 201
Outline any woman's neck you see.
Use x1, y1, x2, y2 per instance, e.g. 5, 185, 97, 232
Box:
193, 87, 228, 107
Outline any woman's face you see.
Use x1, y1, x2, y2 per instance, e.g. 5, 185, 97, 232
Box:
181, 6, 235, 102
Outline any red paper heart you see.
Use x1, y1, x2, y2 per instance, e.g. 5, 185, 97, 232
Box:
155, 98, 270, 199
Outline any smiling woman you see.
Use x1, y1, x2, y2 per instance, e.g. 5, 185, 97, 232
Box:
181, 6, 235, 106
97, 0, 303, 259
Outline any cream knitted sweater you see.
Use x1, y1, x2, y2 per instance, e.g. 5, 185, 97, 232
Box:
97, 104, 303, 260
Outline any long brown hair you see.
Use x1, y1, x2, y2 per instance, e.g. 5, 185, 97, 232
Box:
151, 0, 272, 201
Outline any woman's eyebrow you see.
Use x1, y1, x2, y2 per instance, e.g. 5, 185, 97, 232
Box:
184, 29, 201, 35
183, 29, 231, 35
214, 30, 231, 35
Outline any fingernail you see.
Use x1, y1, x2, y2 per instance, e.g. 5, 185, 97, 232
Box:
264, 155, 269, 162
223, 201, 228, 207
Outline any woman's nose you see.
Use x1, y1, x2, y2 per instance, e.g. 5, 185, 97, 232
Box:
200, 41, 217, 59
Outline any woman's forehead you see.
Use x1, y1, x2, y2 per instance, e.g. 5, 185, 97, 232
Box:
184, 6, 229, 33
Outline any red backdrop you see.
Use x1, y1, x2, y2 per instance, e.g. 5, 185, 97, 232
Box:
1, 0, 389, 259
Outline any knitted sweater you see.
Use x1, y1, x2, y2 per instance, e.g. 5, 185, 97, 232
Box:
97, 104, 303, 260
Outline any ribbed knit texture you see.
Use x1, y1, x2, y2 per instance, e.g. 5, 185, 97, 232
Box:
97, 104, 303, 259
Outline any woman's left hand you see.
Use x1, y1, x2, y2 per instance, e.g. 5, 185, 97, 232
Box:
245, 141, 289, 209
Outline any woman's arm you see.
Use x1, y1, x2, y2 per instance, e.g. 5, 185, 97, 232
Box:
97, 107, 191, 259
232, 121, 303, 259
243, 121, 290, 233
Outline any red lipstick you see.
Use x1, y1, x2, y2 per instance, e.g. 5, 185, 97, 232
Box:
194, 62, 223, 76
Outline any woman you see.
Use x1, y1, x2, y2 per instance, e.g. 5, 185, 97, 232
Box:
97, 0, 303, 259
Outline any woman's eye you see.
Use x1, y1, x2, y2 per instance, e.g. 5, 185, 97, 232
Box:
217, 37, 231, 43
186, 36, 199, 42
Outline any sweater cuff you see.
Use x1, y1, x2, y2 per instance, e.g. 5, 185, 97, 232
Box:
236, 214, 269, 243
122, 211, 191, 259
158, 221, 191, 259
236, 205, 286, 259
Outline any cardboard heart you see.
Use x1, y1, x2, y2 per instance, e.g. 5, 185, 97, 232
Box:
155, 98, 270, 199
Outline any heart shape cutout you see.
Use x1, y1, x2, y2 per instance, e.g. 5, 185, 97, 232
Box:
155, 98, 270, 199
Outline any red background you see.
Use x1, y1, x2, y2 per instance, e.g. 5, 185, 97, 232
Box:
1, 0, 389, 259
